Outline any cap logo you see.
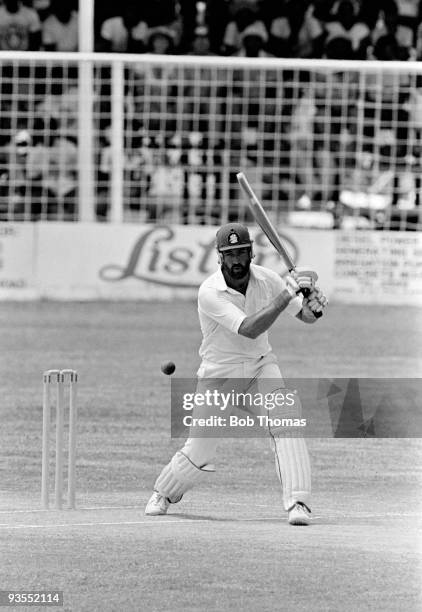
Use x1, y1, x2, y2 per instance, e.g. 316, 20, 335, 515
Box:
228, 232, 239, 245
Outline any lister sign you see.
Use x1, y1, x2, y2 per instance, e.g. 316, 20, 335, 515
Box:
99, 225, 299, 289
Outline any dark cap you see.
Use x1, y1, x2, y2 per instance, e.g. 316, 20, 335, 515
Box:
216, 223, 253, 252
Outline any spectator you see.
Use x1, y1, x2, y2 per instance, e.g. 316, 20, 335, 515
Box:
222, 7, 265, 55
44, 134, 78, 220
0, 0, 42, 50
136, 134, 184, 221
287, 88, 320, 204
188, 26, 215, 55
359, 0, 398, 29
395, 0, 421, 49
147, 26, 178, 54
265, 5, 291, 57
322, 0, 371, 59
42, 1, 78, 51
36, 85, 82, 141
324, 35, 355, 57
268, 0, 324, 58
33, 0, 52, 23
235, 22, 273, 57
371, 32, 408, 60
370, 4, 413, 60
96, 122, 150, 219
179, 131, 224, 225
99, 5, 148, 53
140, 0, 182, 48
2, 128, 52, 221
358, 74, 411, 211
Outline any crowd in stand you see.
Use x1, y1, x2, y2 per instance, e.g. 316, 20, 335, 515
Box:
0, 0, 421, 60
0, 0, 421, 227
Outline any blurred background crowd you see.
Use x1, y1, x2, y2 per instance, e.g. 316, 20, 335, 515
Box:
0, 0, 421, 230
0, 0, 421, 60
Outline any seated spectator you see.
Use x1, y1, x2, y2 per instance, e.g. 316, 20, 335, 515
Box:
324, 35, 355, 57
322, 0, 371, 59
99, 5, 148, 53
2, 128, 52, 221
188, 26, 215, 55
268, 0, 324, 57
147, 26, 178, 54
371, 32, 409, 60
36, 85, 82, 141
266, 5, 291, 57
140, 0, 182, 48
359, 0, 397, 29
222, 6, 265, 55
235, 22, 273, 57
395, 0, 420, 49
44, 134, 78, 220
0, 0, 42, 50
370, 3, 414, 60
33, 0, 52, 23
42, 1, 78, 51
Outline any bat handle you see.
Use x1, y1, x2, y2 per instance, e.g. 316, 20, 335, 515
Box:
301, 288, 323, 319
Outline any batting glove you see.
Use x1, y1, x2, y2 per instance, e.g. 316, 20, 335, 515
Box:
291, 268, 318, 293
304, 287, 328, 315
285, 275, 301, 299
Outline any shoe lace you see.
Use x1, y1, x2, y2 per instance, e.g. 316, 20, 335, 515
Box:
297, 502, 311, 514
289, 502, 311, 514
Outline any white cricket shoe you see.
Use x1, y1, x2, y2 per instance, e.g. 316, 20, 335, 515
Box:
288, 502, 311, 526
145, 491, 170, 516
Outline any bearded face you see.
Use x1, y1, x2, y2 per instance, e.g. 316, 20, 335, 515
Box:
220, 247, 252, 280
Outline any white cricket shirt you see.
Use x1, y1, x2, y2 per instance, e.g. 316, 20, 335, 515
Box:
198, 263, 302, 363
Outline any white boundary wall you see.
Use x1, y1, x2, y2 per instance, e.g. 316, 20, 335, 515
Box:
1, 223, 421, 305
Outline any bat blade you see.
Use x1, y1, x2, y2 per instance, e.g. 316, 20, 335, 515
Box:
236, 171, 323, 318
236, 172, 294, 270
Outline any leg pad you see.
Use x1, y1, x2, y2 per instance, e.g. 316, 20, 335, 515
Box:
154, 451, 214, 503
272, 437, 311, 511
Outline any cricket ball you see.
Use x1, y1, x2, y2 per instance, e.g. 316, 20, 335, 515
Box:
161, 361, 176, 375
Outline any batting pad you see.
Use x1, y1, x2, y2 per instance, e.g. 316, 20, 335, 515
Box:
272, 437, 311, 511
154, 451, 215, 503
264, 387, 303, 437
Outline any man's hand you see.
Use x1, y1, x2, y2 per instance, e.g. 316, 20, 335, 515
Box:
290, 268, 318, 293
285, 275, 301, 299
286, 268, 318, 300
302, 286, 328, 317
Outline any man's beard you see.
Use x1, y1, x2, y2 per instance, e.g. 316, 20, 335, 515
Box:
222, 259, 251, 280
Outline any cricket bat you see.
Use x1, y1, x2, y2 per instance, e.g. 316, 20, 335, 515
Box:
236, 172, 322, 317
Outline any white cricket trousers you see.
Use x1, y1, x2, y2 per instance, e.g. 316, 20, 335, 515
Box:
177, 352, 311, 510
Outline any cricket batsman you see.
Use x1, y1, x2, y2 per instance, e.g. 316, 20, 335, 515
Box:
145, 222, 328, 525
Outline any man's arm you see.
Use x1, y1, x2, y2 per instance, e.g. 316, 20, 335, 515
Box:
239, 276, 328, 337
238, 279, 300, 339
